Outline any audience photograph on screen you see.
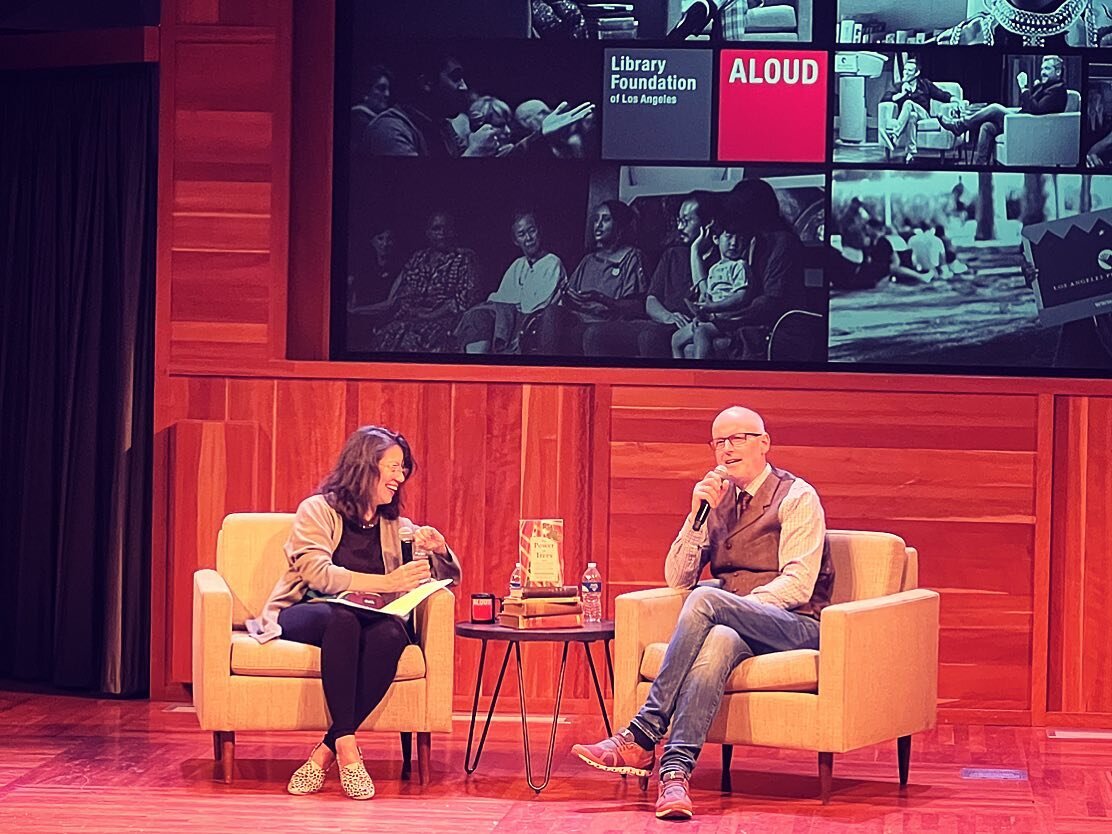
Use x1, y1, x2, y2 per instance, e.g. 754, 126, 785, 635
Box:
832, 51, 1082, 168
339, 162, 826, 365
362, 0, 815, 42
829, 170, 1112, 372
347, 39, 599, 160
836, 0, 1112, 47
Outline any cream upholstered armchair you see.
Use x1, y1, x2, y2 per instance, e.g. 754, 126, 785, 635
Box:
995, 89, 1082, 166
193, 513, 455, 784
613, 530, 938, 804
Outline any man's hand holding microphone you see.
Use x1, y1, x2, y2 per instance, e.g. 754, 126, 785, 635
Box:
690, 464, 732, 531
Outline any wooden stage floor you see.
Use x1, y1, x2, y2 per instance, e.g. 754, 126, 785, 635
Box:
1, 691, 1109, 833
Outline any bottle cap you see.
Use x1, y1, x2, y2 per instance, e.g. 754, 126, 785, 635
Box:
515, 562, 523, 568
587, 562, 596, 568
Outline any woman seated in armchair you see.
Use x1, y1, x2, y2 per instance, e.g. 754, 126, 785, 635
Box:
456, 210, 566, 354
537, 199, 648, 356
247, 426, 461, 799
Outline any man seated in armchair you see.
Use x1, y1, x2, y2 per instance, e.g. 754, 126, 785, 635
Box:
940, 55, 1068, 164
571, 405, 832, 821
881, 57, 957, 165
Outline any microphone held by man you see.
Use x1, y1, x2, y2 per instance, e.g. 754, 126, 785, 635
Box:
691, 464, 731, 531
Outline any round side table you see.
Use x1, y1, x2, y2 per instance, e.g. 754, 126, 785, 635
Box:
455, 620, 615, 793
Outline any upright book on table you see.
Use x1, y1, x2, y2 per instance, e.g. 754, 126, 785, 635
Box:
518, 518, 566, 588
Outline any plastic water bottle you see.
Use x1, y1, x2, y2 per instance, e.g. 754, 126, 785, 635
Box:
509, 562, 525, 594
581, 562, 602, 623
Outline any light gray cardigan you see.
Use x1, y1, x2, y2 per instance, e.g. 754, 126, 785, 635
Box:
246, 493, 462, 643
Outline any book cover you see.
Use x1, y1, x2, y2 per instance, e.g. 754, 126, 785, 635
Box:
1022, 208, 1112, 326
518, 519, 565, 587
307, 578, 452, 617
498, 612, 584, 629
507, 584, 579, 599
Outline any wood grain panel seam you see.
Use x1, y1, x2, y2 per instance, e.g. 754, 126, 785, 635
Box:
1075, 397, 1089, 712
174, 26, 277, 44
1030, 393, 1054, 722
270, 379, 278, 510
173, 212, 272, 219
171, 247, 271, 254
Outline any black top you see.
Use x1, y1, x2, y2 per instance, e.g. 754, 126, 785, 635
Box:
332, 518, 387, 575
1019, 79, 1068, 116
888, 78, 953, 113
716, 228, 805, 328
649, 246, 698, 314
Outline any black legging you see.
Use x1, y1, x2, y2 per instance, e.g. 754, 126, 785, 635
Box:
278, 603, 411, 751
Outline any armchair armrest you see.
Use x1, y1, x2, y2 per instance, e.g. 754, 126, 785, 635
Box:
192, 569, 234, 730
999, 111, 1080, 166
613, 587, 691, 726
817, 588, 940, 753
414, 587, 455, 732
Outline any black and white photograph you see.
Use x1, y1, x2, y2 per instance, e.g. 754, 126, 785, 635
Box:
829, 169, 1112, 371
1085, 61, 1112, 166
836, 0, 1112, 47
362, 0, 815, 42
833, 51, 1082, 167
345, 39, 600, 160
341, 160, 591, 356
338, 162, 826, 364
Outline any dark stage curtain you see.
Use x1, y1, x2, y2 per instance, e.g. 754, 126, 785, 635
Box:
0, 64, 157, 696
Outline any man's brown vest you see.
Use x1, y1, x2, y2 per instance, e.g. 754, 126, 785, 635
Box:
705, 465, 834, 618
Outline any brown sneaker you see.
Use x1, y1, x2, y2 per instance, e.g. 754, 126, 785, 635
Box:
571, 728, 655, 777
655, 770, 694, 820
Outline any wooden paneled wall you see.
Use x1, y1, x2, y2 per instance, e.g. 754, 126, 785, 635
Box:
153, 0, 1112, 726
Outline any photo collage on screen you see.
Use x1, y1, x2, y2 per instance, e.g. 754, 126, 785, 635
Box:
333, 0, 1112, 375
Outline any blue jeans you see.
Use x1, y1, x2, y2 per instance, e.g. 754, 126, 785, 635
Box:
629, 585, 821, 776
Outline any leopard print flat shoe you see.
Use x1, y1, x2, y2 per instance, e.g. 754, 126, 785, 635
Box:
286, 746, 332, 795
339, 752, 376, 800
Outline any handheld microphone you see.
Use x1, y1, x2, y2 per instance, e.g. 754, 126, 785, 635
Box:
692, 464, 730, 532
666, 0, 716, 41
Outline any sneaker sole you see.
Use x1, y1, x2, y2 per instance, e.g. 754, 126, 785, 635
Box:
656, 805, 694, 820
573, 749, 653, 778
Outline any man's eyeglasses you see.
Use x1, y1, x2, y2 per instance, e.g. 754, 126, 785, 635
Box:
708, 432, 764, 451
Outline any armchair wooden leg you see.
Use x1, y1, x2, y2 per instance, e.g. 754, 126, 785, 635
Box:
400, 732, 412, 780
214, 731, 235, 784
897, 735, 911, 786
416, 732, 431, 785
721, 744, 734, 793
818, 752, 833, 805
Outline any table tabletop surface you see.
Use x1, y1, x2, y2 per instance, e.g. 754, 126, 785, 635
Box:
455, 619, 615, 642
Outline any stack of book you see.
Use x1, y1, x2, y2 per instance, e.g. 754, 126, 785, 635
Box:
578, 3, 638, 39
499, 584, 582, 629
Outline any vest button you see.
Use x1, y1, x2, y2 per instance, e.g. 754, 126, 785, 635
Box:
725, 542, 732, 550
